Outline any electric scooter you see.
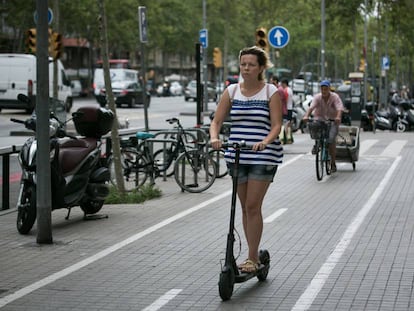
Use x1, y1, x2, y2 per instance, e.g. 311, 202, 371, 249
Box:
218, 141, 270, 301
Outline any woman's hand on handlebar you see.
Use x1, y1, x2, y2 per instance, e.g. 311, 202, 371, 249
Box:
252, 141, 267, 152
210, 138, 222, 150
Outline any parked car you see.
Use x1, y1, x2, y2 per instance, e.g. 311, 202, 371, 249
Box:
184, 80, 217, 102
93, 68, 140, 106
100, 80, 151, 108
169, 81, 183, 96
70, 79, 88, 97
0, 53, 73, 113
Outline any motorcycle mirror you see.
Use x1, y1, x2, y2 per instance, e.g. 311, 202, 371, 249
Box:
72, 111, 84, 118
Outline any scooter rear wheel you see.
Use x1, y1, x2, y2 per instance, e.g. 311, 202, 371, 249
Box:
80, 199, 104, 214
257, 250, 270, 281
218, 268, 235, 301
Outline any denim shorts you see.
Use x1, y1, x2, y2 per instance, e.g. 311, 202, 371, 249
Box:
227, 163, 278, 184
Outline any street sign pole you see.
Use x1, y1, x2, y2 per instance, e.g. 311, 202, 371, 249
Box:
36, 0, 53, 244
138, 6, 149, 131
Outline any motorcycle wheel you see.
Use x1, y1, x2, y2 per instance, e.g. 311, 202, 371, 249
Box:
396, 122, 406, 132
16, 184, 37, 234
80, 200, 104, 215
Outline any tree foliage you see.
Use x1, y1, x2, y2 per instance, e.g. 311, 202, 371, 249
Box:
1, 0, 412, 85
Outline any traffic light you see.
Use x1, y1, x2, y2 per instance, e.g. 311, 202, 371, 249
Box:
49, 31, 63, 60
255, 27, 268, 52
213, 47, 222, 68
25, 28, 37, 54
359, 58, 365, 72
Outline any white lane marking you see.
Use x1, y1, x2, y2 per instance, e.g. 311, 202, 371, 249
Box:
281, 154, 304, 168
359, 139, 378, 155
0, 154, 304, 308
291, 156, 401, 311
0, 192, 230, 308
380, 140, 407, 158
142, 289, 182, 311
264, 208, 288, 223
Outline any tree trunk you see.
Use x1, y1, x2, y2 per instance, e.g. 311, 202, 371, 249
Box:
97, 0, 125, 194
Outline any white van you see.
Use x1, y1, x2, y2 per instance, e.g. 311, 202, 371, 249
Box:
93, 68, 138, 106
0, 53, 73, 113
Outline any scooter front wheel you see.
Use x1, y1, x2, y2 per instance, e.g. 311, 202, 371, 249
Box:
218, 267, 235, 301
16, 184, 37, 234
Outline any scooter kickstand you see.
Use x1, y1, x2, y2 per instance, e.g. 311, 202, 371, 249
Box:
65, 208, 72, 220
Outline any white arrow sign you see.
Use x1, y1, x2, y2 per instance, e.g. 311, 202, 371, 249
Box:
274, 29, 284, 46
268, 26, 290, 49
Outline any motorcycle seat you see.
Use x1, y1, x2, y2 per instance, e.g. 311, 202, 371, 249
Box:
59, 137, 98, 175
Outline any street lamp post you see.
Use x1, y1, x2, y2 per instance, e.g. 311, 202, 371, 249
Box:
321, 0, 326, 80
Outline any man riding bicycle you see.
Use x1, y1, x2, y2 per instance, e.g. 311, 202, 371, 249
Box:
303, 80, 344, 172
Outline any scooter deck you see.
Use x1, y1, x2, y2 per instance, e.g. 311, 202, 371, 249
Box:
235, 263, 267, 283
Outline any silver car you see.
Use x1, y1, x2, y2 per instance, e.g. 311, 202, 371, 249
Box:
184, 80, 217, 102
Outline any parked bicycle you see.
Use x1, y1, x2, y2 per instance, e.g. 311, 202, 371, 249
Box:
154, 118, 228, 179
308, 120, 333, 181
111, 122, 218, 193
152, 118, 199, 177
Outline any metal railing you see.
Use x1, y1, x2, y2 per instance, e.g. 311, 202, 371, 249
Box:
1, 145, 21, 210
1, 125, 214, 211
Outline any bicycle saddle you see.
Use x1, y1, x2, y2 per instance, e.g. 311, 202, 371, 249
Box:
136, 132, 155, 140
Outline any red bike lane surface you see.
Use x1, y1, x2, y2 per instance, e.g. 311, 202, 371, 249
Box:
0, 172, 21, 185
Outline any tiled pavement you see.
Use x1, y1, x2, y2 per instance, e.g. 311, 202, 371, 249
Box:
0, 130, 413, 310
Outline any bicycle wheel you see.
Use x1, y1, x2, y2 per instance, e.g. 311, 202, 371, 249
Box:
315, 141, 324, 181
208, 149, 228, 178
153, 147, 176, 177
111, 148, 150, 191
325, 144, 332, 175
174, 149, 217, 193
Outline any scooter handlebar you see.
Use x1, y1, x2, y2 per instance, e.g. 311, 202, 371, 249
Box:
221, 140, 253, 150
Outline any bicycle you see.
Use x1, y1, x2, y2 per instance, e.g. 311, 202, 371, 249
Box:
307, 120, 333, 181
152, 118, 199, 177
112, 126, 218, 193
154, 118, 228, 179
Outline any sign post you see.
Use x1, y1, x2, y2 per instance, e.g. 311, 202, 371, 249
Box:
199, 29, 208, 49
138, 6, 149, 131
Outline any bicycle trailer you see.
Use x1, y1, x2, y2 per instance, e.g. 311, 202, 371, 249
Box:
335, 125, 360, 171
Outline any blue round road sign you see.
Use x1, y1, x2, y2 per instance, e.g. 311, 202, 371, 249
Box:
34, 8, 54, 25
268, 26, 290, 49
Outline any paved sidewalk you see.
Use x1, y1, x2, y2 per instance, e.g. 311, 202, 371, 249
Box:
1, 130, 413, 310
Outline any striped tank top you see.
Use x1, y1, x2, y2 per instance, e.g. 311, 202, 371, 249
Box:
225, 83, 283, 165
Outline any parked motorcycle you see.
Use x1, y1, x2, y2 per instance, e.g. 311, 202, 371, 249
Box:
291, 94, 311, 133
11, 94, 114, 234
397, 99, 414, 131
361, 101, 407, 132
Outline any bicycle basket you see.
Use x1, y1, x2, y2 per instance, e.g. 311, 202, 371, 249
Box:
308, 121, 330, 140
